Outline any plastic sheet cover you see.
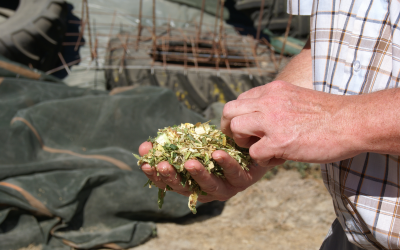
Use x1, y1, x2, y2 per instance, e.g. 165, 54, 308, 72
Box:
0, 77, 205, 250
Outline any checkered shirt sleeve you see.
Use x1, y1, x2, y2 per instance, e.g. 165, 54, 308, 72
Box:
288, 0, 400, 249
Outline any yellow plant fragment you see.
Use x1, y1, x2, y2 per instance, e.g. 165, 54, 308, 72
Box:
188, 191, 199, 214
195, 126, 206, 135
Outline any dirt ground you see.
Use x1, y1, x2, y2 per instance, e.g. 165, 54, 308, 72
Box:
133, 167, 336, 250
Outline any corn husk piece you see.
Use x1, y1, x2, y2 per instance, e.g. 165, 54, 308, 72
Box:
135, 121, 251, 214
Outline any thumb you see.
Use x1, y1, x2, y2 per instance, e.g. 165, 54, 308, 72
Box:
249, 136, 275, 164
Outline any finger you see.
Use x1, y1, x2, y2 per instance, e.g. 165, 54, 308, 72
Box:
141, 163, 167, 190
184, 160, 232, 199
249, 136, 276, 163
251, 158, 285, 168
213, 150, 265, 189
267, 158, 286, 167
221, 99, 263, 137
246, 161, 273, 181
139, 142, 153, 156
230, 112, 266, 147
233, 135, 260, 149
156, 161, 191, 195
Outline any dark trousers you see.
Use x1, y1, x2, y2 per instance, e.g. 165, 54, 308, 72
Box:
320, 219, 365, 250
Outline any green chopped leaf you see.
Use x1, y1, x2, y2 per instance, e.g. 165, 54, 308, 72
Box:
143, 179, 153, 187
180, 175, 187, 187
187, 134, 199, 143
185, 151, 191, 160
133, 153, 141, 160
192, 153, 201, 158
158, 188, 166, 209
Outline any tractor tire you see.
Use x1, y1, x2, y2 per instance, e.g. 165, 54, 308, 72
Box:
0, 0, 68, 72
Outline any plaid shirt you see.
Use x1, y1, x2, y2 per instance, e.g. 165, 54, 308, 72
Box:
288, 0, 400, 249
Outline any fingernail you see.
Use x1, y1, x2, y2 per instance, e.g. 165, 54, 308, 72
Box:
142, 165, 153, 175
158, 166, 170, 177
186, 166, 198, 176
214, 157, 224, 164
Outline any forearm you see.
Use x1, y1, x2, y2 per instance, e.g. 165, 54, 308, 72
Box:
343, 88, 400, 156
274, 38, 313, 89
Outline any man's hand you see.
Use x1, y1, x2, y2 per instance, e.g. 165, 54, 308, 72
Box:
139, 141, 269, 202
221, 80, 363, 166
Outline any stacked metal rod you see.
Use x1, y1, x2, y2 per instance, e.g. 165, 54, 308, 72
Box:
46, 0, 291, 76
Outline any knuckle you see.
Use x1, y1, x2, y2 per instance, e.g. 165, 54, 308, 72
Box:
270, 80, 286, 89
222, 101, 234, 119
203, 183, 219, 194
230, 117, 242, 133
226, 170, 243, 183
237, 90, 250, 100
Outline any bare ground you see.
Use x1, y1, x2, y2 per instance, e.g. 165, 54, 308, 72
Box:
133, 167, 336, 250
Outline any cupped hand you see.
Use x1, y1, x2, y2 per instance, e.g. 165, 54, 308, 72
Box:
139, 141, 270, 202
221, 80, 360, 165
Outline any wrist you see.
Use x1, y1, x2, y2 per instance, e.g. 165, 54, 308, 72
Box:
325, 94, 367, 160
341, 89, 400, 155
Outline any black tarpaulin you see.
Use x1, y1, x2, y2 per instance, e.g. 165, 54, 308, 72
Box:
0, 77, 205, 250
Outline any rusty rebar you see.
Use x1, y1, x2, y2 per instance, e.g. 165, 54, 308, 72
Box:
279, 14, 292, 66
74, 0, 86, 51
197, 0, 206, 41
84, 0, 94, 60
47, 4, 284, 78
117, 33, 129, 73
108, 11, 116, 42
219, 0, 225, 42
162, 37, 167, 68
58, 52, 72, 75
190, 38, 198, 69
218, 0, 230, 70
211, 0, 221, 65
250, 38, 262, 75
151, 0, 157, 63
136, 0, 143, 51
261, 37, 278, 71
94, 20, 98, 59
256, 0, 265, 41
